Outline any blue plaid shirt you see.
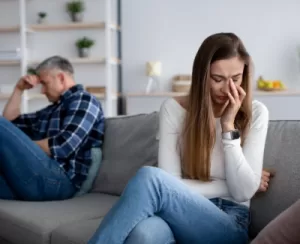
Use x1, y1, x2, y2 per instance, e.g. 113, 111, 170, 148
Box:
12, 84, 104, 189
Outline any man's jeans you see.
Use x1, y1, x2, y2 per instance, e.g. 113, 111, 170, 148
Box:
88, 166, 250, 244
0, 116, 76, 201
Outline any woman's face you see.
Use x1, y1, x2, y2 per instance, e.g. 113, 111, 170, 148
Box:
209, 56, 245, 105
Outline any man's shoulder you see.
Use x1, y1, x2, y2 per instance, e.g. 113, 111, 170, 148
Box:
61, 90, 104, 121
64, 89, 102, 108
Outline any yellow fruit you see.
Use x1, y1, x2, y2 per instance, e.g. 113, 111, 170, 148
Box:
258, 81, 265, 88
257, 76, 265, 89
266, 82, 273, 88
273, 81, 281, 88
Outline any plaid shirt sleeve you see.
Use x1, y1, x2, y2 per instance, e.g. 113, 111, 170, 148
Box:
48, 94, 102, 160
11, 112, 39, 137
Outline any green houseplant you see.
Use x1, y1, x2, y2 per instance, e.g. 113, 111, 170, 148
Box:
37, 12, 47, 24
27, 67, 37, 75
66, 0, 85, 22
76, 37, 95, 58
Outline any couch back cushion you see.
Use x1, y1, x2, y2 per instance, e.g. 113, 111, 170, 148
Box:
91, 114, 300, 238
249, 120, 300, 238
91, 112, 159, 195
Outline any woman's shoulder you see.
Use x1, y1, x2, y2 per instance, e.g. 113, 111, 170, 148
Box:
160, 97, 186, 113
160, 98, 186, 125
250, 100, 269, 129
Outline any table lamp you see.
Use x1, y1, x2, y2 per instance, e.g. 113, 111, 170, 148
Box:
145, 61, 161, 93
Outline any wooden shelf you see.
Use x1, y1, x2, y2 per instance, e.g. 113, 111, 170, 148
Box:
28, 22, 120, 32
126, 92, 187, 97
27, 92, 118, 101
93, 93, 118, 100
0, 26, 20, 32
254, 90, 300, 96
0, 57, 121, 67
28, 57, 120, 65
126, 90, 300, 98
0, 22, 120, 33
0, 60, 20, 65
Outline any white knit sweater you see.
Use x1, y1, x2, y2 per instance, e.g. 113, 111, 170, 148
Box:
158, 98, 269, 206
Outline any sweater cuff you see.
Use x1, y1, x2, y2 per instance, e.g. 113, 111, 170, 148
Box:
222, 138, 241, 147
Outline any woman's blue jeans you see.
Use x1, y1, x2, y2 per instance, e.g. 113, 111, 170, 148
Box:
88, 166, 250, 244
0, 116, 76, 201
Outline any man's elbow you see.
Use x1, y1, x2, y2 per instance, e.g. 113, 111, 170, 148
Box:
49, 140, 74, 159
52, 146, 73, 159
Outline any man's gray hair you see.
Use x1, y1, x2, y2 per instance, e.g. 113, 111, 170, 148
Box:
35, 56, 74, 75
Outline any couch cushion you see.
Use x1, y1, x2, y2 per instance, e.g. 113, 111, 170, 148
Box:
251, 199, 300, 244
249, 121, 300, 238
0, 193, 118, 244
0, 237, 13, 244
51, 218, 102, 244
91, 112, 159, 195
75, 148, 103, 197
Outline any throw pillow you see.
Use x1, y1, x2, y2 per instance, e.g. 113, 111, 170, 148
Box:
75, 147, 102, 197
251, 199, 300, 244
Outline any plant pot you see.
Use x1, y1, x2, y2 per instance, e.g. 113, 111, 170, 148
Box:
70, 12, 83, 22
37, 18, 47, 24
78, 48, 90, 58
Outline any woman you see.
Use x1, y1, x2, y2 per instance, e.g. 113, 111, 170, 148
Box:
88, 32, 271, 244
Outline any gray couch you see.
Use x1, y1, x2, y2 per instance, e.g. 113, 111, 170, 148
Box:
0, 112, 299, 244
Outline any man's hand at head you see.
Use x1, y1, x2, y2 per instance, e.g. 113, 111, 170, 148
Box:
16, 75, 40, 92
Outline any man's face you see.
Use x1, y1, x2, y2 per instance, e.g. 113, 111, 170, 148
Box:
39, 70, 66, 103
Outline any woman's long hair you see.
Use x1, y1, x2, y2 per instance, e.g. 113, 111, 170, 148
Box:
181, 32, 252, 181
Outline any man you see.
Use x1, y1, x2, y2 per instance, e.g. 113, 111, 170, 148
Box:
0, 56, 104, 201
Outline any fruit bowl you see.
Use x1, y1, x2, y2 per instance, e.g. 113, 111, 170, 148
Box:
258, 87, 286, 92
257, 76, 286, 91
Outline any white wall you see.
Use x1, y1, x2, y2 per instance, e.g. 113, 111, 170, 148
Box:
122, 0, 300, 120
0, 0, 118, 115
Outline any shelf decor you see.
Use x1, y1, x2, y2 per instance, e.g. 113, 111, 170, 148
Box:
172, 75, 191, 93
75, 36, 95, 58
37, 12, 47, 24
66, 0, 85, 22
257, 76, 286, 92
145, 61, 161, 94
0, 0, 121, 117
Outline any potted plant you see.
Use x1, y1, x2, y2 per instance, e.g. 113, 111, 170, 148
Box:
37, 12, 47, 24
76, 37, 95, 58
66, 0, 85, 22
27, 67, 37, 75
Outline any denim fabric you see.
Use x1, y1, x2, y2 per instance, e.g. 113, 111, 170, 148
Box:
210, 197, 250, 231
0, 116, 76, 201
125, 215, 176, 244
88, 166, 249, 244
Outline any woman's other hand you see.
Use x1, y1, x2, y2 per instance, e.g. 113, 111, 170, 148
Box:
257, 170, 271, 192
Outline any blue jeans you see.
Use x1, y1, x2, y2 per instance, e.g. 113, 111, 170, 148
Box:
88, 166, 250, 244
0, 116, 76, 201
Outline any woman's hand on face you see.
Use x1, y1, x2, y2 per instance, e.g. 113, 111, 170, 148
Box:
257, 170, 271, 192
221, 79, 246, 132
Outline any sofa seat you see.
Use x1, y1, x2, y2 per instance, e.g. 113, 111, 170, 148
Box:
51, 218, 102, 244
0, 193, 118, 244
